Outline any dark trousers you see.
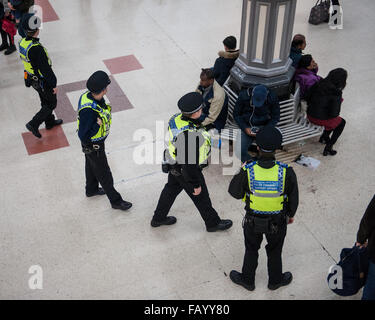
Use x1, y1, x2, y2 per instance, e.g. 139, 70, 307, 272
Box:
321, 118, 346, 146
84, 143, 123, 205
242, 215, 287, 285
1, 28, 14, 46
153, 171, 221, 228
28, 86, 57, 129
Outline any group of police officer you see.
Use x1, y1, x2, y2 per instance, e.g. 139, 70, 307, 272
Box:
19, 13, 299, 291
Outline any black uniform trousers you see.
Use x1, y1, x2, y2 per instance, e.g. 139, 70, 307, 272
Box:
242, 214, 287, 286
84, 142, 123, 205
29, 85, 57, 129
153, 171, 221, 228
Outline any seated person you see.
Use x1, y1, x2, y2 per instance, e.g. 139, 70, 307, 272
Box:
305, 68, 347, 156
289, 34, 306, 68
213, 36, 239, 86
294, 54, 322, 99
196, 68, 228, 131
234, 85, 280, 163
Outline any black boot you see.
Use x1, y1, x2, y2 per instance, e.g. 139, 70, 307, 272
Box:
46, 119, 63, 130
4, 44, 16, 55
323, 144, 337, 156
26, 122, 42, 138
230, 270, 255, 291
268, 272, 293, 290
151, 216, 177, 227
0, 43, 9, 51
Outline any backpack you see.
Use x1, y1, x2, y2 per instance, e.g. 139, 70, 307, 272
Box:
327, 245, 369, 296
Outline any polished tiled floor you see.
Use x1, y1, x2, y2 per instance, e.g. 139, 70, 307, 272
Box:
0, 0, 374, 300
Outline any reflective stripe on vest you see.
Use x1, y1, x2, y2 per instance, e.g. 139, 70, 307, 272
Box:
168, 113, 211, 165
77, 92, 112, 142
19, 38, 51, 77
243, 161, 288, 215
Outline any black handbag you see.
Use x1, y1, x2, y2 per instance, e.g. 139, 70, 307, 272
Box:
308, 0, 330, 25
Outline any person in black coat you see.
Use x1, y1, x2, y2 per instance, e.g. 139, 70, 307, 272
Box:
233, 85, 280, 163
213, 36, 239, 86
356, 195, 375, 300
305, 68, 347, 156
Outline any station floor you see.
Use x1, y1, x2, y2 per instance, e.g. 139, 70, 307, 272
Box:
0, 0, 374, 300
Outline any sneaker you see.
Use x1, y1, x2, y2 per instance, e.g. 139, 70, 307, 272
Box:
268, 272, 293, 290
151, 216, 177, 227
206, 219, 233, 232
230, 270, 255, 291
4, 44, 16, 55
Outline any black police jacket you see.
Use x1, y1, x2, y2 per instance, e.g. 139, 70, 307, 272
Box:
228, 157, 299, 217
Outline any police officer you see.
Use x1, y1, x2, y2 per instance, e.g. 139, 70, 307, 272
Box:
77, 70, 132, 211
228, 126, 299, 291
19, 13, 62, 138
151, 92, 232, 232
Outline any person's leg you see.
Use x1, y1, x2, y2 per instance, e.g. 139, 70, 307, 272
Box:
319, 129, 332, 144
85, 153, 100, 195
4, 33, 16, 55
0, 29, 9, 50
28, 88, 56, 129
362, 261, 375, 300
235, 130, 254, 163
85, 147, 123, 205
153, 173, 184, 222
242, 220, 263, 284
324, 118, 346, 156
184, 173, 221, 228
265, 218, 287, 286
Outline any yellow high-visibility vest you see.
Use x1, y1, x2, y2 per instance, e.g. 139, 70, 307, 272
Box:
19, 38, 51, 77
77, 92, 112, 142
243, 161, 288, 215
168, 113, 211, 166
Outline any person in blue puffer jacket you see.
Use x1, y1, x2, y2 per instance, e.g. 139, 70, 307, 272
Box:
233, 85, 280, 163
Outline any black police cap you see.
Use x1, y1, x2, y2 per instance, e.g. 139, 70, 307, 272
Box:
86, 71, 111, 93
256, 126, 283, 152
177, 92, 203, 114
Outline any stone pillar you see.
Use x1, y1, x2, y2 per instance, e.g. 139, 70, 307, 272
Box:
229, 0, 297, 99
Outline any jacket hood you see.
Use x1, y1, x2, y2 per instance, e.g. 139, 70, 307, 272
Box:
218, 50, 240, 59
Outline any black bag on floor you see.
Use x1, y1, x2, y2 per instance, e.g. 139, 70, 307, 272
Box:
327, 245, 369, 296
309, 0, 330, 25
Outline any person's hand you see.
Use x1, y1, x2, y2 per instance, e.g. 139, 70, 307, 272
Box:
356, 241, 368, 249
53, 87, 58, 94
245, 128, 256, 137
8, 2, 14, 10
193, 187, 202, 196
97, 118, 102, 126
287, 217, 294, 225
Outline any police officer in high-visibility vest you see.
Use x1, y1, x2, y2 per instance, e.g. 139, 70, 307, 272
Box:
77, 70, 132, 211
228, 126, 299, 291
19, 13, 63, 138
151, 92, 232, 232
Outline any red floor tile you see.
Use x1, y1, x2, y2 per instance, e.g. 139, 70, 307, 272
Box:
22, 125, 69, 156
35, 0, 59, 23
103, 55, 143, 75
